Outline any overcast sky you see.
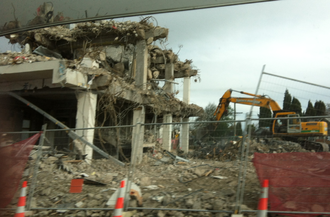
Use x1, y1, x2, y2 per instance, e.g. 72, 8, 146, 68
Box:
1, 0, 330, 120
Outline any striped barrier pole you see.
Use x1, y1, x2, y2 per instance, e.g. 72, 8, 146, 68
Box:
14, 181, 28, 217
257, 179, 269, 217
112, 180, 126, 217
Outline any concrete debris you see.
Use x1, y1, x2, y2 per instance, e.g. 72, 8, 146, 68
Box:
143, 185, 159, 190
0, 52, 57, 65
5, 146, 268, 217
83, 178, 106, 186
212, 176, 228, 179
33, 45, 62, 58
191, 137, 309, 161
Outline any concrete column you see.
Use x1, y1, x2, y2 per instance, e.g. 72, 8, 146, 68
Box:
75, 92, 97, 160
180, 77, 191, 153
162, 114, 173, 151
164, 63, 174, 93
131, 40, 147, 164
183, 77, 191, 104
161, 63, 175, 151
181, 118, 189, 153
135, 40, 148, 90
131, 107, 145, 165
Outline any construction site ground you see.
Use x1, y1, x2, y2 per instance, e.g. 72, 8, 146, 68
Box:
2, 138, 310, 217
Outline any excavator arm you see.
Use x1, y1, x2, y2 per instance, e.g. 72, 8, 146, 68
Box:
214, 89, 282, 120
213, 89, 328, 147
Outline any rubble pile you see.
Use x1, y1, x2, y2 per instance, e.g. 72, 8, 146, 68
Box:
0, 52, 58, 65
191, 138, 308, 161
3, 149, 262, 217
6, 19, 197, 79
2, 138, 314, 216
18, 18, 167, 45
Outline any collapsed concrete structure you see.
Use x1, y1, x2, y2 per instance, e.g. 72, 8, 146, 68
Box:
0, 18, 203, 163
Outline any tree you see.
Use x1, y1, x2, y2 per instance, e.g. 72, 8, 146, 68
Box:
194, 103, 233, 139
326, 103, 330, 114
235, 122, 243, 136
246, 123, 257, 134
290, 97, 302, 115
283, 89, 292, 111
259, 107, 272, 128
305, 100, 315, 116
314, 100, 326, 116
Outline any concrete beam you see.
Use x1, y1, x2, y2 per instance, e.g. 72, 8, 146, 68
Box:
174, 69, 198, 78
0, 60, 62, 83
157, 69, 198, 79
0, 78, 60, 91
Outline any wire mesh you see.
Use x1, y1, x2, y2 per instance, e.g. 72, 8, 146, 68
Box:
2, 110, 330, 216
239, 70, 330, 215
258, 72, 330, 117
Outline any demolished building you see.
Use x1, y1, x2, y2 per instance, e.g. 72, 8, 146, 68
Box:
0, 18, 203, 162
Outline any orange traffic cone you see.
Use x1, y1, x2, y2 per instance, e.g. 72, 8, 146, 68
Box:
14, 181, 28, 217
112, 180, 126, 217
257, 179, 269, 217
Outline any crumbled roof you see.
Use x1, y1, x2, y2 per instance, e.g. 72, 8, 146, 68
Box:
1, 19, 203, 117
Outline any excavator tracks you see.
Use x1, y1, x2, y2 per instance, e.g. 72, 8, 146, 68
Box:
300, 140, 329, 152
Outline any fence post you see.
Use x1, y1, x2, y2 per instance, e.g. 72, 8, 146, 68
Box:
125, 118, 142, 211
26, 124, 47, 210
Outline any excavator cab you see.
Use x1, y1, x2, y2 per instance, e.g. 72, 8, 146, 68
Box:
272, 112, 327, 137
287, 114, 302, 133
273, 112, 301, 135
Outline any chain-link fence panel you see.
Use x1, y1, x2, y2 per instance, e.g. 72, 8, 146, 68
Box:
239, 70, 330, 216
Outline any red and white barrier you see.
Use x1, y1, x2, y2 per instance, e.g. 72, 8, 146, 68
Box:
112, 180, 126, 217
257, 179, 269, 217
14, 181, 27, 217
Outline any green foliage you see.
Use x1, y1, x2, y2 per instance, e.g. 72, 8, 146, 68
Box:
194, 103, 233, 139
283, 90, 326, 117
290, 97, 302, 115
235, 122, 243, 136
314, 100, 326, 116
305, 100, 315, 116
247, 123, 257, 134
283, 89, 292, 111
259, 107, 272, 127
326, 104, 330, 114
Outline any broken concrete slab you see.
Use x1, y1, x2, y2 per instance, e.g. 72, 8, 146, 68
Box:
104, 45, 124, 62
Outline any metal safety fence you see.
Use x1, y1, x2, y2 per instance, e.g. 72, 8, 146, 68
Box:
1, 94, 330, 216
237, 67, 330, 216
0, 121, 246, 217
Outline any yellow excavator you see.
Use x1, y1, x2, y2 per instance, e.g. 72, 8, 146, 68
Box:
214, 89, 328, 138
